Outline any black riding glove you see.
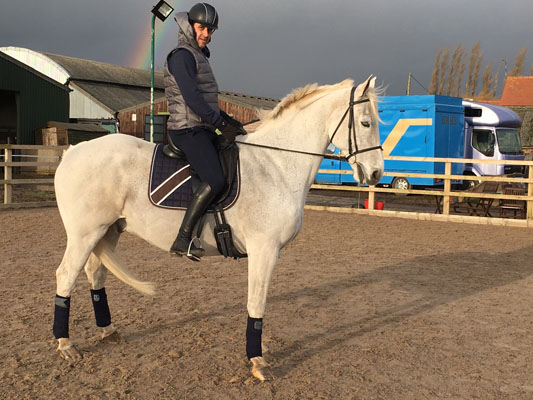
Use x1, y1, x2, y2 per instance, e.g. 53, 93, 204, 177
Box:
216, 112, 247, 142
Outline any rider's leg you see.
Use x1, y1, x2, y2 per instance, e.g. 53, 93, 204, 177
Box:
168, 129, 225, 260
170, 181, 216, 259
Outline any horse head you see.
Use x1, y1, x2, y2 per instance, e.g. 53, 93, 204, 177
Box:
329, 76, 384, 186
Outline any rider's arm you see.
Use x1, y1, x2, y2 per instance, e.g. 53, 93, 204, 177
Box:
167, 49, 223, 127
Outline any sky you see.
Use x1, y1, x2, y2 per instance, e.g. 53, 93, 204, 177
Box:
1, 0, 531, 99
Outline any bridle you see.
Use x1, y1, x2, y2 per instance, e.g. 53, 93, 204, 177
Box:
236, 86, 382, 163
329, 86, 382, 163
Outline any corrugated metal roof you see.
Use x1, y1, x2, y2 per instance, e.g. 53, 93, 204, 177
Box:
40, 52, 166, 113
43, 52, 165, 89
219, 91, 279, 110
73, 80, 166, 114
29, 51, 279, 114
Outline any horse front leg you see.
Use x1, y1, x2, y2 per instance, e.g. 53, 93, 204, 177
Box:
246, 240, 280, 381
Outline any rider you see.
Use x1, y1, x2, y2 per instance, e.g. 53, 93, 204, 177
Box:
164, 2, 246, 261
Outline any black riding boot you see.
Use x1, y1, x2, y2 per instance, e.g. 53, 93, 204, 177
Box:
170, 182, 216, 261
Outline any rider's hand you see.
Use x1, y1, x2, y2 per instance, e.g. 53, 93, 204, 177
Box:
216, 112, 247, 141
221, 111, 245, 128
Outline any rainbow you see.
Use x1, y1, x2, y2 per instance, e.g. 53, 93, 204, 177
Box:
128, 9, 179, 70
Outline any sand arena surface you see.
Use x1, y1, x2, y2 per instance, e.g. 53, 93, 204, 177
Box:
2, 207, 533, 399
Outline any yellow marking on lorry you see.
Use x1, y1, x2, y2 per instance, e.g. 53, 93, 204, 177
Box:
381, 119, 433, 156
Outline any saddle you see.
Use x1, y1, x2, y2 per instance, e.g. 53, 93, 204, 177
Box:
162, 136, 238, 205
154, 136, 246, 259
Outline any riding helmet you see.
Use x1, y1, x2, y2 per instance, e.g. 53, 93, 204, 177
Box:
188, 3, 219, 30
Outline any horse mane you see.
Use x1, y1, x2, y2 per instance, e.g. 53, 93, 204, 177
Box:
256, 79, 355, 122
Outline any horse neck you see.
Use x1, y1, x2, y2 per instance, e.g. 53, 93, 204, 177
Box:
254, 88, 350, 151
244, 89, 348, 187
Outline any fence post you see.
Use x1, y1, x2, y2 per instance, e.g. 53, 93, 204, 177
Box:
526, 165, 533, 219
4, 148, 12, 204
368, 186, 375, 210
442, 162, 451, 215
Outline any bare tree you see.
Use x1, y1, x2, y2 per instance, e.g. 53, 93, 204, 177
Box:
478, 64, 494, 99
471, 52, 483, 97
490, 62, 502, 98
448, 45, 464, 96
465, 41, 481, 98
429, 48, 442, 94
455, 54, 466, 97
438, 46, 450, 95
510, 46, 527, 76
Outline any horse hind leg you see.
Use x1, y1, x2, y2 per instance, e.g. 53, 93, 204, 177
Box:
84, 221, 124, 344
54, 225, 109, 361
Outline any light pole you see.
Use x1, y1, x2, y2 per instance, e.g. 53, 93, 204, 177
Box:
501, 58, 507, 79
150, 0, 174, 143
500, 59, 507, 97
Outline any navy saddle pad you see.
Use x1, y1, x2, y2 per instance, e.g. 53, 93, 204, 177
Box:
148, 144, 240, 210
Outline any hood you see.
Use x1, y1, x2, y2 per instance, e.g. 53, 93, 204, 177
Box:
174, 12, 207, 54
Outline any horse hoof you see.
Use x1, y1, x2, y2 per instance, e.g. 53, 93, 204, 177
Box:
57, 345, 82, 361
250, 356, 269, 382
102, 330, 123, 344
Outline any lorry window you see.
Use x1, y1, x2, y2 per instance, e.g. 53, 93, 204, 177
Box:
472, 129, 494, 157
496, 128, 522, 155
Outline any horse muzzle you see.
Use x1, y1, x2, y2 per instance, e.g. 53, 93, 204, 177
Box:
354, 163, 384, 186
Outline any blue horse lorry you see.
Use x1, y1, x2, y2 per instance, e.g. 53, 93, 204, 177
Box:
316, 95, 524, 189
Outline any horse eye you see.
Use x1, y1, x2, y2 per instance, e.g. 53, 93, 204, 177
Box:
361, 121, 370, 128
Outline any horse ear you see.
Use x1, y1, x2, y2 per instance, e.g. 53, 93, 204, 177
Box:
354, 75, 375, 98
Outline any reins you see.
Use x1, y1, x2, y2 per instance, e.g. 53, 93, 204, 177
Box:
234, 140, 330, 159
235, 86, 382, 163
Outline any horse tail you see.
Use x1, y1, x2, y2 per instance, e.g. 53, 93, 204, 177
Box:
93, 239, 156, 296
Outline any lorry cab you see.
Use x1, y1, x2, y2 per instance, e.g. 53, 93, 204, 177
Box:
314, 97, 524, 189
463, 101, 523, 177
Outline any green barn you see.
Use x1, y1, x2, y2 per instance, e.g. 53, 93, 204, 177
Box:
0, 51, 69, 144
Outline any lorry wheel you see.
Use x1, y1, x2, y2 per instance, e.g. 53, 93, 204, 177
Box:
392, 177, 410, 191
462, 172, 480, 190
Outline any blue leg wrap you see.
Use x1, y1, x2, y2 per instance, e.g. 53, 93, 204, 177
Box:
53, 295, 70, 339
246, 316, 263, 359
90, 288, 111, 327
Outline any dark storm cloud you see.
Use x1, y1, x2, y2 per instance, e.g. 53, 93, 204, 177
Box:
1, 0, 531, 98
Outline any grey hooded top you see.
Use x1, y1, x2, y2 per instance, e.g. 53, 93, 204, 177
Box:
164, 12, 220, 131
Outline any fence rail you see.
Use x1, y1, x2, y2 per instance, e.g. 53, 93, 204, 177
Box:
1, 144, 67, 205
314, 157, 533, 222
3, 145, 533, 224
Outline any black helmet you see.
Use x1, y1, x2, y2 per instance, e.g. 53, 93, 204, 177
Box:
188, 3, 219, 30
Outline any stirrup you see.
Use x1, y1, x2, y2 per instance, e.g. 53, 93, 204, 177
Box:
186, 237, 204, 262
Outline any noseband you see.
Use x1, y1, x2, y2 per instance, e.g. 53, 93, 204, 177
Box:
330, 87, 382, 163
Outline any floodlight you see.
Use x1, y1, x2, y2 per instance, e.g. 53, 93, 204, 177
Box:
151, 0, 174, 22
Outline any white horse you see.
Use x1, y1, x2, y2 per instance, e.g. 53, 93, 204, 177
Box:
53, 76, 383, 381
